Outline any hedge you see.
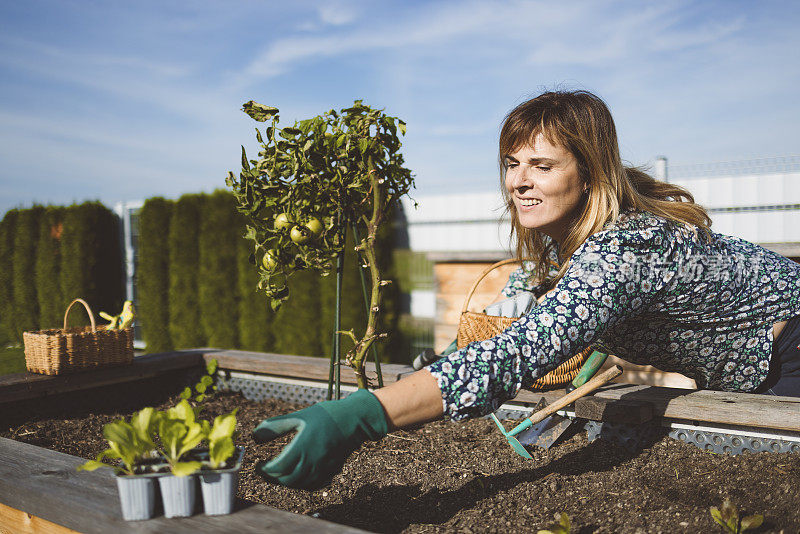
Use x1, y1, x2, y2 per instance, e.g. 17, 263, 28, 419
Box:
198, 190, 240, 349
0, 210, 19, 345
167, 194, 206, 349
35, 206, 67, 330
0, 193, 408, 364
12, 206, 44, 337
137, 197, 173, 353
59, 202, 124, 328
236, 210, 274, 352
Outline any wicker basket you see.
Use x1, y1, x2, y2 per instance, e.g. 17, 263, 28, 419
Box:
456, 259, 590, 390
23, 298, 134, 375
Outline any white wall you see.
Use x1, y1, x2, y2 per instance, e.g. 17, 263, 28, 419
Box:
403, 172, 800, 253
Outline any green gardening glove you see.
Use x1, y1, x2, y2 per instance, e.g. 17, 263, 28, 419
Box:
252, 388, 388, 490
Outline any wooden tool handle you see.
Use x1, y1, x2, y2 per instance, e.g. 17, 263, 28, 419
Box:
527, 364, 622, 426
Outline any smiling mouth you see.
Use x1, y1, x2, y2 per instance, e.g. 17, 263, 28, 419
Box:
519, 198, 542, 207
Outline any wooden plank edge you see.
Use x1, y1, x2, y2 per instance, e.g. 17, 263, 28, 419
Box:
203, 349, 414, 386
0, 501, 79, 534
0, 350, 209, 404
0, 438, 368, 534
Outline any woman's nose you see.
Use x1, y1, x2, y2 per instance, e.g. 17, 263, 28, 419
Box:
510, 166, 533, 190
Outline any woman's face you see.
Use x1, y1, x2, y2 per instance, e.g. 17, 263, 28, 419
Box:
504, 133, 586, 244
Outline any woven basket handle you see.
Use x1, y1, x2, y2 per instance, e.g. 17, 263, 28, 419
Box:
459, 258, 524, 315
63, 298, 97, 332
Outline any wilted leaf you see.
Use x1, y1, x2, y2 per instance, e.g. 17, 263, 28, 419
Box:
242, 101, 279, 122
740, 515, 763, 531
241, 146, 250, 171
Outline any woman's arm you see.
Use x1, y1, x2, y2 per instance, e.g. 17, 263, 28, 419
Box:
373, 369, 443, 429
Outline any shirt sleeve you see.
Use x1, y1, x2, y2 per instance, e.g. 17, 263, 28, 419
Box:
426, 221, 679, 420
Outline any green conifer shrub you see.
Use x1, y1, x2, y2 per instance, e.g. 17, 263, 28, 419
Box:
236, 209, 274, 352
272, 268, 323, 356
167, 194, 206, 349
59, 202, 124, 328
138, 197, 173, 353
35, 206, 67, 330
12, 206, 44, 337
0, 209, 19, 345
198, 191, 240, 349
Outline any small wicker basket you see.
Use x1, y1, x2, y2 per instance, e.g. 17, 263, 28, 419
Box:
456, 258, 590, 390
23, 298, 134, 375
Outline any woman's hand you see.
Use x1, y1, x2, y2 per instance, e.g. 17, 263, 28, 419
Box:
252, 370, 444, 489
252, 388, 388, 489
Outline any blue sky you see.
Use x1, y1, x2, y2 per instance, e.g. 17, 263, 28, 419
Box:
1, 0, 799, 216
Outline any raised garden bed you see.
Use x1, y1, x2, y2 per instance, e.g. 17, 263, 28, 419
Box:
1, 350, 799, 533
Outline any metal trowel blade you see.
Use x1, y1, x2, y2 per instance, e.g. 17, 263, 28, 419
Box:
516, 398, 574, 450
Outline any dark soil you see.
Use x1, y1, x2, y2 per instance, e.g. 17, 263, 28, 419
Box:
3, 382, 799, 533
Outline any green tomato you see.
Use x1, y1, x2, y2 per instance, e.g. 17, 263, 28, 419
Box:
290, 225, 312, 245
304, 217, 323, 237
262, 250, 279, 270
267, 272, 287, 288
274, 213, 293, 231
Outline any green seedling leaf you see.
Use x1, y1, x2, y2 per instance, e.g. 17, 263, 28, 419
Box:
130, 407, 157, 449
180, 387, 192, 400
209, 438, 235, 469
207, 409, 238, 468
200, 375, 213, 387
208, 411, 237, 443
178, 422, 205, 459
206, 358, 218, 375
167, 399, 197, 425
77, 459, 108, 472
171, 461, 202, 477
196, 382, 207, 394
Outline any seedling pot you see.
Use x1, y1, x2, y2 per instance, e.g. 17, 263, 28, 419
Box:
199, 447, 244, 515
158, 473, 197, 518
115, 473, 158, 521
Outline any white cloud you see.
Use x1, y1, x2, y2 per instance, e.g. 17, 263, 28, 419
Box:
318, 3, 358, 26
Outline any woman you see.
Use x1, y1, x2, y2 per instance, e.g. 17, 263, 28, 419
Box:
253, 90, 800, 489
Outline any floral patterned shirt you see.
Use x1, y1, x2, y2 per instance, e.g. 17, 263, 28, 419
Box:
427, 209, 800, 420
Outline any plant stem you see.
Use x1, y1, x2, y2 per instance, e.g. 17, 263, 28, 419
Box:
351, 222, 383, 387
347, 173, 385, 388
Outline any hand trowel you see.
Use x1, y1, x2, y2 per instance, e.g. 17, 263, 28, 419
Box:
491, 356, 618, 459
514, 350, 610, 450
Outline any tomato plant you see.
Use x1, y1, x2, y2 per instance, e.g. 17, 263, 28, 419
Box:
226, 100, 414, 388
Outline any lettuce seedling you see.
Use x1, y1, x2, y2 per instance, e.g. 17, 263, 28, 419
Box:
78, 407, 158, 475
157, 399, 204, 477
205, 409, 238, 469
710, 499, 763, 533
181, 358, 218, 403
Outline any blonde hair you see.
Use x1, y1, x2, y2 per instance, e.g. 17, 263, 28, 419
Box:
499, 90, 712, 289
